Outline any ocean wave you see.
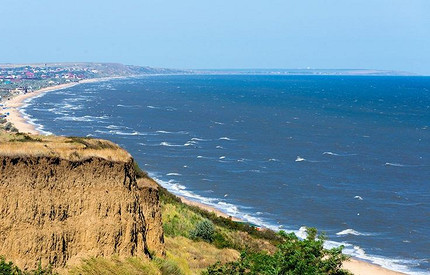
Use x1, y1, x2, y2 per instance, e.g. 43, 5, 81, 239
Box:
114, 131, 142, 136
147, 105, 177, 111
106, 124, 122, 129
156, 130, 189, 134
160, 141, 188, 147
18, 107, 53, 136
295, 156, 325, 163
295, 156, 306, 162
191, 137, 210, 141
268, 158, 280, 162
219, 137, 235, 141
147, 105, 159, 109
95, 129, 146, 136
166, 173, 182, 176
323, 152, 357, 157
116, 104, 140, 108
336, 229, 371, 236
384, 162, 427, 168
54, 116, 94, 122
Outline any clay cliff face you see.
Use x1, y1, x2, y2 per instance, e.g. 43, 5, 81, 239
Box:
0, 135, 164, 270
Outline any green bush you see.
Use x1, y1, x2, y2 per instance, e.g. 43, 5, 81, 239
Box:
189, 220, 215, 242
204, 228, 351, 275
0, 256, 22, 275
0, 257, 55, 275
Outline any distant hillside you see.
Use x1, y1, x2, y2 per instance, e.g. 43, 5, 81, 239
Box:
193, 68, 418, 76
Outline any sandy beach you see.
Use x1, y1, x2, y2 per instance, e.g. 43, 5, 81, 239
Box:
1, 82, 79, 134
0, 78, 407, 275
0, 76, 128, 134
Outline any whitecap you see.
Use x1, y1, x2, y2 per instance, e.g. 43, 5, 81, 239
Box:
384, 162, 424, 167
160, 142, 186, 147
323, 152, 357, 157
336, 229, 371, 236
191, 137, 210, 141
54, 116, 94, 122
106, 124, 121, 129
156, 130, 189, 134
117, 104, 140, 108
295, 156, 306, 162
166, 173, 182, 176
219, 137, 235, 141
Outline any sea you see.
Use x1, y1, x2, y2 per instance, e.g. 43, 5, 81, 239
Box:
21, 74, 429, 274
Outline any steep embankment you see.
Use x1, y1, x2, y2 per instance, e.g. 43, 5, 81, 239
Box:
0, 133, 164, 270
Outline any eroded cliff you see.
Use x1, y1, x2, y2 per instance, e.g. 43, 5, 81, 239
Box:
0, 134, 164, 270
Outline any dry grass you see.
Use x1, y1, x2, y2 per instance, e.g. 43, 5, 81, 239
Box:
165, 236, 240, 274
0, 133, 131, 162
65, 237, 239, 275
67, 256, 161, 275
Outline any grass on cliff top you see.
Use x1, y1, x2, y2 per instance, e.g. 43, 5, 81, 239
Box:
0, 133, 131, 162
68, 237, 239, 275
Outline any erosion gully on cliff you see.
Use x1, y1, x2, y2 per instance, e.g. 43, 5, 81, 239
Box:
0, 132, 165, 271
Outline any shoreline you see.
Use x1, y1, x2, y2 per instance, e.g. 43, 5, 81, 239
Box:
0, 77, 407, 275
174, 194, 406, 275
0, 76, 129, 135
177, 194, 406, 275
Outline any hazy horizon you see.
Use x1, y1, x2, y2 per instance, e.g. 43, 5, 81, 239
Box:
0, 0, 428, 75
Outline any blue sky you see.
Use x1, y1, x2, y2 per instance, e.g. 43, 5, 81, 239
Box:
1, 0, 429, 74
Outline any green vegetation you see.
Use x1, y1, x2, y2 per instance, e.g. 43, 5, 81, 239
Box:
190, 220, 215, 242
9, 133, 42, 142
134, 161, 148, 178
159, 182, 351, 274
0, 257, 55, 275
0, 122, 18, 133
204, 228, 351, 275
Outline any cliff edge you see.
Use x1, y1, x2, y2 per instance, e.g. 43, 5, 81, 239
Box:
0, 133, 164, 270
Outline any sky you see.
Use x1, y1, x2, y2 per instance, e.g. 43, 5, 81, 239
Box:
0, 0, 429, 74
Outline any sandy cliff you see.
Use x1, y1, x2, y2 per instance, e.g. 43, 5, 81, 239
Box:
0, 134, 164, 270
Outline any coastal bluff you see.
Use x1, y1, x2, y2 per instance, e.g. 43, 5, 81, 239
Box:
0, 133, 164, 270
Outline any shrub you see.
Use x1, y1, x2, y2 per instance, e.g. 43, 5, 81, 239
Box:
0, 256, 22, 275
190, 220, 215, 242
204, 227, 352, 275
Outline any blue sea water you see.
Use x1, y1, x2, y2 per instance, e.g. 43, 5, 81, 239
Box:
22, 75, 430, 274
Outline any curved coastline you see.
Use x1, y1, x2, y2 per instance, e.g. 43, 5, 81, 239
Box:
0, 78, 408, 275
